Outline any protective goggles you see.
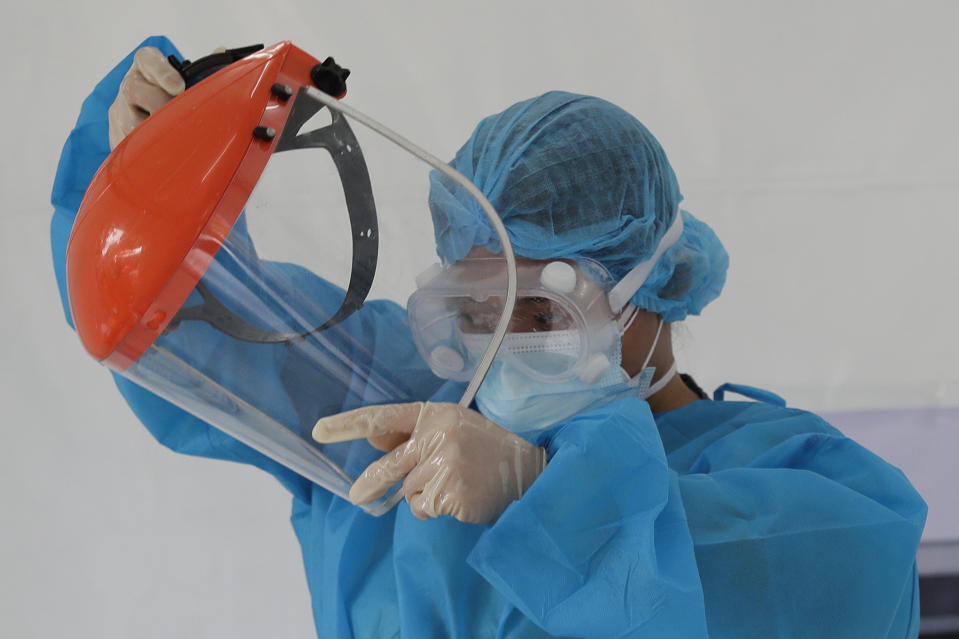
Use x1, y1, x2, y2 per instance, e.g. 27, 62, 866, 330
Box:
408, 257, 622, 384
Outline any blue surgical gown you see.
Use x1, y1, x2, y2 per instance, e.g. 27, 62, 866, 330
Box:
51, 37, 927, 638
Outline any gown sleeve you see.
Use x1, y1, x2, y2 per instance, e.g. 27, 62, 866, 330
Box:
467, 398, 926, 639
50, 38, 441, 500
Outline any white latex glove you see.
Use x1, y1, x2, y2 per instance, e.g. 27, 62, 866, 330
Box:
313, 402, 547, 524
108, 47, 185, 150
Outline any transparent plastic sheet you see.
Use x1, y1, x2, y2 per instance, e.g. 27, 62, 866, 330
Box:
121, 220, 418, 508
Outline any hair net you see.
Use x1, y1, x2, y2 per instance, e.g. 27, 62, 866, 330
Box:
428, 91, 728, 322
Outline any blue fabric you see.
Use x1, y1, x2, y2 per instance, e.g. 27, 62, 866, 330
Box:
52, 42, 926, 638
428, 91, 729, 321
713, 382, 787, 406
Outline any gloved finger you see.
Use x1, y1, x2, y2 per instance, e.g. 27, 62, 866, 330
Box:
123, 68, 177, 114
400, 456, 435, 502
313, 402, 424, 444
108, 99, 147, 150
367, 431, 412, 452
407, 494, 431, 521
348, 439, 419, 505
132, 46, 185, 96
408, 465, 451, 521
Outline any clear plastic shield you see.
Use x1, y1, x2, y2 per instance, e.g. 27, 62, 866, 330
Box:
114, 89, 499, 514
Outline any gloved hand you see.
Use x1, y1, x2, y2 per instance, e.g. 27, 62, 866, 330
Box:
108, 46, 185, 149
313, 402, 547, 524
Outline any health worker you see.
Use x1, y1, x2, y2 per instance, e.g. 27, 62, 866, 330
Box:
50, 37, 926, 638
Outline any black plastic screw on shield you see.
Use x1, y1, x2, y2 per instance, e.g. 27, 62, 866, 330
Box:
311, 57, 351, 96
271, 83, 294, 101
253, 126, 276, 141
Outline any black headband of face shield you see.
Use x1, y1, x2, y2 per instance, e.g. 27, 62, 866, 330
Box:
167, 45, 266, 88
164, 51, 378, 344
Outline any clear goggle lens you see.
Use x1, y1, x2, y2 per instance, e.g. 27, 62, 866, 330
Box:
409, 258, 615, 383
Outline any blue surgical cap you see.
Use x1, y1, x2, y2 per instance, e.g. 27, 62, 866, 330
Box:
428, 91, 728, 321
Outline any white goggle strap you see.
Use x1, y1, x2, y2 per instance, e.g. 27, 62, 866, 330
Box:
607, 208, 685, 314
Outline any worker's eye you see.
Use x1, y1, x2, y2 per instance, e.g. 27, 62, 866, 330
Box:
516, 297, 571, 332
533, 311, 557, 329
457, 308, 499, 333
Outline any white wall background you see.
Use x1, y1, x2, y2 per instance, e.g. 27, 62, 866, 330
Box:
2, 1, 956, 637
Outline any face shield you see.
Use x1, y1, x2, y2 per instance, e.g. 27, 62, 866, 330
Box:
66, 42, 518, 515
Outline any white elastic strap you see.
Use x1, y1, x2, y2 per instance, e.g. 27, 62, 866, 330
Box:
607, 209, 685, 313
640, 318, 665, 372
644, 360, 678, 398
615, 303, 640, 334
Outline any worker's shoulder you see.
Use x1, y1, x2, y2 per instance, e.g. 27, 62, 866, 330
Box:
712, 399, 844, 443
659, 395, 833, 428
719, 399, 836, 430
658, 399, 847, 472
659, 398, 842, 449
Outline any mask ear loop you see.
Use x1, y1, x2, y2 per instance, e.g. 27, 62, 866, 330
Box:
631, 317, 679, 399
643, 360, 678, 398
640, 318, 664, 372
615, 303, 640, 335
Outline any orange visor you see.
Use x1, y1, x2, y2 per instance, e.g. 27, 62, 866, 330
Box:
66, 42, 376, 371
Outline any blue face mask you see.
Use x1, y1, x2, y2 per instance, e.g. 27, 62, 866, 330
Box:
474, 325, 677, 436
